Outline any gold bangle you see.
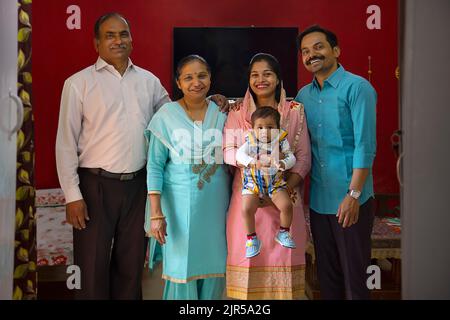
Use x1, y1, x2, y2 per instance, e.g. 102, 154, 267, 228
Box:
150, 216, 165, 220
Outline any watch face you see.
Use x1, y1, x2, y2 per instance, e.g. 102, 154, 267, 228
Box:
350, 190, 361, 199
348, 190, 361, 199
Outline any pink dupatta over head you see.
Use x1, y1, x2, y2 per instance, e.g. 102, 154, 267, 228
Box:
222, 88, 311, 299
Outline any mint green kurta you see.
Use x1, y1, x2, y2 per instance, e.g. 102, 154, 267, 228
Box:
145, 101, 230, 284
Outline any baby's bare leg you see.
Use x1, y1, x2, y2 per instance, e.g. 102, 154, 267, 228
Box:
271, 189, 294, 228
242, 194, 260, 234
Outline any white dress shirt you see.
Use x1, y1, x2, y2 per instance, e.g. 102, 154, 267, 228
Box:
56, 57, 170, 203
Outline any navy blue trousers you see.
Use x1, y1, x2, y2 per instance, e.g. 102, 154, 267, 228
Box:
310, 198, 375, 300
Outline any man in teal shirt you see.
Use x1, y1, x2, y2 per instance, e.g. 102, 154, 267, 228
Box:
295, 25, 377, 299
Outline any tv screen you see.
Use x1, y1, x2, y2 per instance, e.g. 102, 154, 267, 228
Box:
173, 27, 299, 99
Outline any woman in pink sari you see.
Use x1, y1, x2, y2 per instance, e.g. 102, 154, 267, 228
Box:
223, 53, 311, 299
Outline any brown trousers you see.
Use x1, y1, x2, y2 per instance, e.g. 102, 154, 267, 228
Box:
73, 168, 147, 299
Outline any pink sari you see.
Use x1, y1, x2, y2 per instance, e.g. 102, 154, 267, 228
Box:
222, 89, 311, 299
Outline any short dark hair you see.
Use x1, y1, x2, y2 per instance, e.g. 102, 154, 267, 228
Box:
296, 24, 338, 50
251, 106, 281, 128
94, 13, 130, 39
248, 53, 282, 104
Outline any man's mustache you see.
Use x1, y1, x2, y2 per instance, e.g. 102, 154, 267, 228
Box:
306, 55, 325, 65
110, 44, 127, 49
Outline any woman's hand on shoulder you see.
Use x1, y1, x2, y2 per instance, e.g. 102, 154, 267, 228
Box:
230, 98, 244, 111
209, 94, 230, 113
288, 100, 303, 111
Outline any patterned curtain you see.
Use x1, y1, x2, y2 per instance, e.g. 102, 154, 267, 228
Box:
14, 0, 36, 300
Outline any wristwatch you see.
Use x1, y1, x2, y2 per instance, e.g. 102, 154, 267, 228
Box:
347, 189, 361, 200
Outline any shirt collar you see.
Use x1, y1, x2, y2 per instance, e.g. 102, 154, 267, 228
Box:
95, 57, 135, 73
312, 64, 345, 89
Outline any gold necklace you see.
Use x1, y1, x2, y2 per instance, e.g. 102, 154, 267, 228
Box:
182, 98, 207, 121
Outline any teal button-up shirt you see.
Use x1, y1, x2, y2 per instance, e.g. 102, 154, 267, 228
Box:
295, 65, 377, 214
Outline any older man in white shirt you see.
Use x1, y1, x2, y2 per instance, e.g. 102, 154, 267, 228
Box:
55, 12, 169, 299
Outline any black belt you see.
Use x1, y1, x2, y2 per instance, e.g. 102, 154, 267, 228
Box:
80, 167, 145, 181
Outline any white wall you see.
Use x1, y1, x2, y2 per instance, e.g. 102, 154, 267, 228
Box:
401, 0, 450, 299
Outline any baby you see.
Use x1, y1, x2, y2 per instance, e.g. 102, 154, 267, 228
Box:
236, 106, 296, 258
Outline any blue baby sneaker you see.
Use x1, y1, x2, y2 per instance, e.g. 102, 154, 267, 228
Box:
245, 236, 262, 258
275, 231, 296, 249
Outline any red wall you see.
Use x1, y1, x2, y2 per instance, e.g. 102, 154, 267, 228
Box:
33, 0, 399, 194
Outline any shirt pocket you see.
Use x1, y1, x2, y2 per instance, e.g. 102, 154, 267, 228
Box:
132, 82, 151, 119
127, 85, 153, 128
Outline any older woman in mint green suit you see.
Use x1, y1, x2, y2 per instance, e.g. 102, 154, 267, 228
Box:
144, 55, 230, 300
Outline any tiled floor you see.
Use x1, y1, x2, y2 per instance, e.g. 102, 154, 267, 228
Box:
142, 263, 165, 300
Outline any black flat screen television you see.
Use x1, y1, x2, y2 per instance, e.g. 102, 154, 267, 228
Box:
173, 27, 299, 99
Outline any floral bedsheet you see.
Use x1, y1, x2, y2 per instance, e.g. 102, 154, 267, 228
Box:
36, 189, 73, 266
